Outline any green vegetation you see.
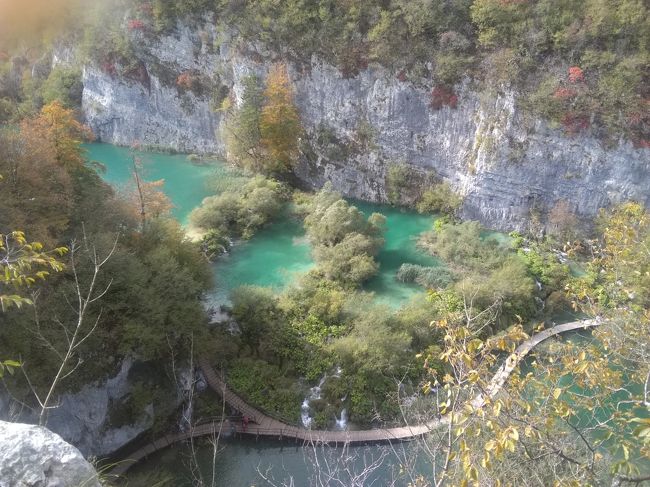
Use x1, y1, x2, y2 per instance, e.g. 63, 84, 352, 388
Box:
416, 182, 463, 216
419, 220, 536, 329
396, 263, 454, 289
303, 184, 386, 287
228, 357, 303, 423
423, 202, 650, 486
189, 175, 289, 259
223, 64, 302, 174
0, 102, 212, 418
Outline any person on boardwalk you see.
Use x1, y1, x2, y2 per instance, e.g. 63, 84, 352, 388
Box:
243, 415, 249, 432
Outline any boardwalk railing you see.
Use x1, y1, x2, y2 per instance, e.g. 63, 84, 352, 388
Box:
111, 318, 600, 476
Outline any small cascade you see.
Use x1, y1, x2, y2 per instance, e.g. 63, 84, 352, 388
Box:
335, 408, 348, 430
301, 375, 328, 428
180, 400, 193, 432
535, 279, 543, 291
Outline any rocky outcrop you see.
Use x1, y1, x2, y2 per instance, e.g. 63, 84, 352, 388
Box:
0, 358, 186, 459
81, 25, 650, 231
44, 358, 154, 458
0, 421, 101, 487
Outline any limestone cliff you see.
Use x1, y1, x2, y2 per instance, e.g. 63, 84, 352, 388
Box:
80, 25, 650, 231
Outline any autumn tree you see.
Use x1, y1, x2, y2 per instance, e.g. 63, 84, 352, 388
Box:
23, 101, 93, 170
0, 230, 66, 312
0, 101, 93, 244
260, 63, 302, 174
124, 152, 173, 231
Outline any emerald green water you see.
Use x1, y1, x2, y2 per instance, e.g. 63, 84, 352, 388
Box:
87, 143, 437, 308
88, 144, 644, 484
85, 144, 218, 225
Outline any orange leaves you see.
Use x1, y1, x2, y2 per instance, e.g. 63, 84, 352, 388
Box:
259, 63, 302, 173
25, 101, 94, 170
568, 66, 585, 83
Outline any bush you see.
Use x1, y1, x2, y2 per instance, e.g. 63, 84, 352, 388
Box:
228, 357, 302, 423
303, 184, 386, 286
416, 182, 463, 215
396, 263, 454, 289
189, 175, 288, 257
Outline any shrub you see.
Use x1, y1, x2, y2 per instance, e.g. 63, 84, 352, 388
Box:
396, 263, 454, 289
430, 85, 458, 110
416, 182, 463, 215
127, 19, 145, 30
568, 66, 584, 83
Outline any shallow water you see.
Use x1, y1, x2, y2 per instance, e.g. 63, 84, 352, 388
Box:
85, 143, 220, 225
87, 143, 438, 308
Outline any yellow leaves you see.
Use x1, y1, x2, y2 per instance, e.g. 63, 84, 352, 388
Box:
468, 369, 480, 384
553, 387, 562, 400
493, 401, 502, 417
259, 63, 302, 173
467, 338, 483, 354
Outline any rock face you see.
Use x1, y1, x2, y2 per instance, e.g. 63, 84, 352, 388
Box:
0, 358, 181, 458
81, 25, 650, 231
0, 421, 101, 487
44, 358, 154, 458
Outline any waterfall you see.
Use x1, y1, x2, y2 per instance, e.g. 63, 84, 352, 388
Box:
301, 375, 328, 428
335, 408, 348, 430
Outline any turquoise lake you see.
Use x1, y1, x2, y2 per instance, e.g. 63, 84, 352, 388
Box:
85, 143, 438, 308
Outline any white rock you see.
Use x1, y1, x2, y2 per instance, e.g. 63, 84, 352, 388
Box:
0, 421, 101, 487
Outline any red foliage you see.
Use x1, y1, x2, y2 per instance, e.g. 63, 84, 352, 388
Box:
127, 19, 145, 30
634, 139, 650, 149
101, 61, 118, 77
338, 43, 368, 79
396, 70, 408, 82
561, 112, 590, 134
553, 87, 577, 100
430, 86, 458, 110
627, 112, 643, 127
0, 51, 9, 62
176, 71, 196, 90
568, 66, 584, 83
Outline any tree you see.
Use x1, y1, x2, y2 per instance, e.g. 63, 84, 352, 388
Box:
30, 233, 118, 425
231, 285, 282, 356
259, 63, 302, 173
125, 152, 173, 231
224, 75, 264, 172
0, 124, 74, 244
0, 231, 66, 312
303, 185, 385, 286
22, 101, 93, 170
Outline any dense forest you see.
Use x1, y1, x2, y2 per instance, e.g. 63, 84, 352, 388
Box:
0, 1, 649, 486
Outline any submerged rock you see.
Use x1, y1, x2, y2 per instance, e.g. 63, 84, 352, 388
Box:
0, 421, 101, 487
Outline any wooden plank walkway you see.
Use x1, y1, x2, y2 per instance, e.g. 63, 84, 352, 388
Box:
111, 318, 600, 475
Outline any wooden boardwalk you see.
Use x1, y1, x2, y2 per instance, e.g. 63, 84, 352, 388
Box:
111, 318, 600, 475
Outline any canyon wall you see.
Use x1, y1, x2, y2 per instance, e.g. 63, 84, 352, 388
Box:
81, 25, 650, 231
